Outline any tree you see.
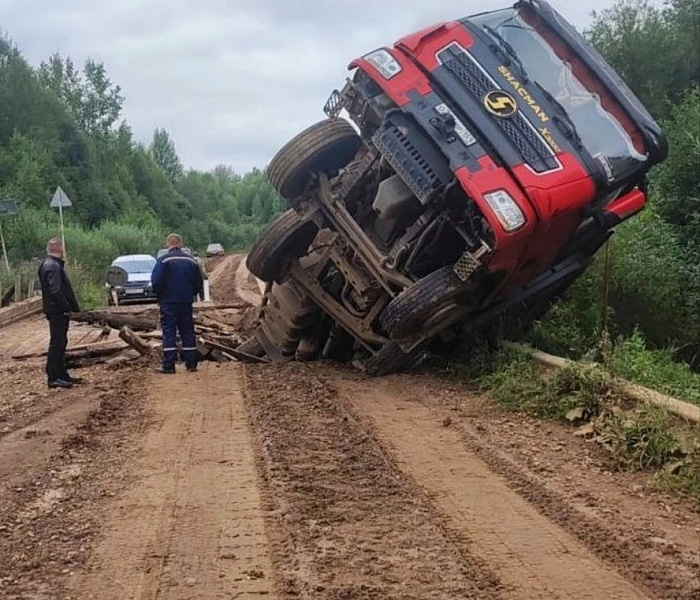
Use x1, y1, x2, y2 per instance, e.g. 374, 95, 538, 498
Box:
150, 128, 183, 183
38, 55, 124, 135
653, 88, 700, 242
586, 0, 700, 120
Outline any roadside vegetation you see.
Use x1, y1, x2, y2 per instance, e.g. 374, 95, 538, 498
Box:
465, 347, 700, 506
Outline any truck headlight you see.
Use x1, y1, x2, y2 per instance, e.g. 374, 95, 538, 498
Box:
483, 190, 526, 232
364, 49, 402, 79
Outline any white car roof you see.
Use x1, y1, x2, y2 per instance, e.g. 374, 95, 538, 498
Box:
112, 254, 155, 263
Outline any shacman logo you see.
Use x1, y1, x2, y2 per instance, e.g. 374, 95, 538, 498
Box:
483, 90, 518, 117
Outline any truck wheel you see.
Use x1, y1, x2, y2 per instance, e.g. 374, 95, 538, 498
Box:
268, 119, 362, 199
364, 342, 424, 377
246, 210, 318, 282
380, 266, 473, 340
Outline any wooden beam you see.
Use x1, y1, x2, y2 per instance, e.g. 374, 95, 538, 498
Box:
118, 326, 152, 356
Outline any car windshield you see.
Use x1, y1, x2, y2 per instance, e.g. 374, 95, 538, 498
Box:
115, 259, 155, 273
469, 8, 647, 183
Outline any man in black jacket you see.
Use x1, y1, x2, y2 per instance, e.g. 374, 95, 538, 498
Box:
38, 237, 81, 389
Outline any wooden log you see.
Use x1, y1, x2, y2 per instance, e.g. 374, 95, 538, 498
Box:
14, 275, 21, 303
12, 339, 127, 360
201, 339, 269, 364
118, 326, 152, 356
195, 302, 248, 311
72, 310, 158, 332
140, 331, 163, 340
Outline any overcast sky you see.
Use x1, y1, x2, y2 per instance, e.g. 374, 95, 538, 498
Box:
1, 0, 665, 173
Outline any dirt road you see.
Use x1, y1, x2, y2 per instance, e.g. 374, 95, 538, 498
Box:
0, 257, 698, 599
70, 363, 274, 600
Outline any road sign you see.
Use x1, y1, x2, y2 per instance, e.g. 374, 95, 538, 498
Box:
50, 186, 72, 208
50, 187, 71, 260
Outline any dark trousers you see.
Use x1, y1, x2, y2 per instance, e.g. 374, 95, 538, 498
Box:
160, 303, 197, 369
46, 314, 69, 382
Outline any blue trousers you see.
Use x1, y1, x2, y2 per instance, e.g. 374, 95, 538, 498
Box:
160, 303, 197, 369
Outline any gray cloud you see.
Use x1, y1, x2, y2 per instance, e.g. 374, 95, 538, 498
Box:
2, 0, 664, 173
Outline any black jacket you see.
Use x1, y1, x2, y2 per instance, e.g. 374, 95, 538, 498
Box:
38, 255, 80, 316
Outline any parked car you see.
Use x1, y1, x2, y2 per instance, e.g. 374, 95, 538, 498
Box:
242, 0, 667, 375
106, 254, 157, 304
206, 243, 225, 257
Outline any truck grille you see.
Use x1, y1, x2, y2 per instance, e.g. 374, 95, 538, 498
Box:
438, 45, 560, 173
372, 123, 442, 204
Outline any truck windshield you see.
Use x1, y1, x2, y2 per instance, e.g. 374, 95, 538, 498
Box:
469, 8, 647, 183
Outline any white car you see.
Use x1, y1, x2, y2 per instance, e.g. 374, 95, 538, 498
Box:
206, 243, 225, 257
106, 254, 157, 303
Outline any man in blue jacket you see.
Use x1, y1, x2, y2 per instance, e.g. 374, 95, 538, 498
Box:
151, 233, 203, 374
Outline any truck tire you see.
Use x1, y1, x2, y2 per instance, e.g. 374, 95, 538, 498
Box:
268, 119, 362, 199
364, 342, 424, 377
246, 210, 318, 282
380, 266, 472, 340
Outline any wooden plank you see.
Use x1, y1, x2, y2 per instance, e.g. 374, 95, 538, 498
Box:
201, 338, 269, 364
0, 297, 44, 329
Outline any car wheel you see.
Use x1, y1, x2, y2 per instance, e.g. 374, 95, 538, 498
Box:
246, 209, 319, 283
267, 119, 362, 200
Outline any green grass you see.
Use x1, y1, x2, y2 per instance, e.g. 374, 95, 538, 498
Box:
607, 331, 700, 406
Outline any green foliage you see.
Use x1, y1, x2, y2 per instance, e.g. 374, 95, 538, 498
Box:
653, 88, 700, 242
607, 331, 700, 406
150, 128, 183, 183
480, 352, 610, 421
601, 406, 681, 470
475, 348, 699, 503
38, 54, 124, 135
586, 0, 699, 119
654, 446, 700, 507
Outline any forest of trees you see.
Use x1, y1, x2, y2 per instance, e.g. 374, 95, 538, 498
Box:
0, 42, 284, 302
0, 0, 698, 369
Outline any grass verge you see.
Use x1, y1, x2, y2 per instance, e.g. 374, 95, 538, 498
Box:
472, 348, 700, 507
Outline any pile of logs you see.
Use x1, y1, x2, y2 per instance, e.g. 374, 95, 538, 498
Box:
12, 306, 267, 368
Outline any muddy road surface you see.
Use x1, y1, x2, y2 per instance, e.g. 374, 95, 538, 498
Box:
0, 255, 698, 599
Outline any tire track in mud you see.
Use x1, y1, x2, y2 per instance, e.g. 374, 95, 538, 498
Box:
244, 362, 504, 599
359, 371, 700, 600
70, 363, 275, 600
333, 375, 651, 600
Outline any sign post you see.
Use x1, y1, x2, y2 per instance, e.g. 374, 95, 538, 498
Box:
0, 199, 20, 273
50, 187, 72, 259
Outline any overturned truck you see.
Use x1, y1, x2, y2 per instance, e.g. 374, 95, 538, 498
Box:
241, 0, 667, 375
